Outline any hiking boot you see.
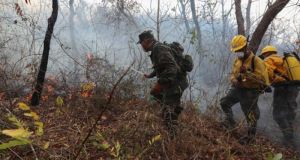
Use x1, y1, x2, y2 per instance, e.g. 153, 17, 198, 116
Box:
220, 118, 236, 130
283, 134, 297, 149
239, 135, 255, 145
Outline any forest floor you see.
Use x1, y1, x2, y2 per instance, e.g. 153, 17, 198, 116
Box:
0, 89, 299, 160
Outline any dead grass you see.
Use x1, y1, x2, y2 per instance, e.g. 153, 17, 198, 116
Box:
0, 92, 299, 160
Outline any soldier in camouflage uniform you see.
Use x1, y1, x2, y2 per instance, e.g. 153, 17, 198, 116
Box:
137, 30, 188, 136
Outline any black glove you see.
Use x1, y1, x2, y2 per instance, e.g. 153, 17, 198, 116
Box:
237, 75, 243, 82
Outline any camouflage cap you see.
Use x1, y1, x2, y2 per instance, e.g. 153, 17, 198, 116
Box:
137, 30, 154, 44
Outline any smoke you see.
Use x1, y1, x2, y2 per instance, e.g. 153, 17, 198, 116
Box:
1, 0, 300, 151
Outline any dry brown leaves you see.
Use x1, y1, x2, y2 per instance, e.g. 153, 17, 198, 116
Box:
0, 94, 299, 159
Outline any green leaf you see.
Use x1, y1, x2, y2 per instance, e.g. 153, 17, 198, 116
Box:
18, 102, 30, 111
56, 96, 64, 107
24, 111, 39, 120
2, 128, 32, 139
0, 139, 30, 150
34, 122, 44, 136
100, 141, 110, 150
7, 114, 24, 128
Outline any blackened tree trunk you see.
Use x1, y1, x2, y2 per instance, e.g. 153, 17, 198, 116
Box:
31, 0, 58, 106
234, 0, 245, 35
249, 0, 290, 54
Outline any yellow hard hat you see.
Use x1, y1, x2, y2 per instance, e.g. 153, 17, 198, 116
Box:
230, 35, 247, 52
261, 45, 277, 55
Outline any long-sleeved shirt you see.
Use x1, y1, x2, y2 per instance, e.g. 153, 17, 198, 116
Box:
149, 42, 179, 85
264, 54, 288, 84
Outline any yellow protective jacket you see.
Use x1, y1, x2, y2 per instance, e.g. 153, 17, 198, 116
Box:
264, 54, 288, 84
230, 52, 270, 89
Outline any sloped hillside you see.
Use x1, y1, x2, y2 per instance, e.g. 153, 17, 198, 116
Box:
0, 92, 298, 160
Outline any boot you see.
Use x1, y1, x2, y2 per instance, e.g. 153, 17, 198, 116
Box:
221, 117, 236, 130
239, 135, 255, 145
283, 130, 296, 149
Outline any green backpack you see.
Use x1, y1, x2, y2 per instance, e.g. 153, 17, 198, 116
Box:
163, 41, 194, 72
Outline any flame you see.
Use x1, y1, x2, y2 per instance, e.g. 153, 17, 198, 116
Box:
80, 82, 95, 98
46, 84, 54, 93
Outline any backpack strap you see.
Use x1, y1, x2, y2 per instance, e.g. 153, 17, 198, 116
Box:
251, 56, 255, 72
274, 69, 290, 81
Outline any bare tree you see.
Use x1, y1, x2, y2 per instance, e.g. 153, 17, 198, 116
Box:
116, 0, 138, 27
245, 0, 252, 36
190, 0, 202, 51
203, 0, 217, 37
249, 0, 290, 53
69, 0, 80, 81
157, 0, 160, 41
234, 0, 245, 35
221, 0, 234, 43
31, 0, 58, 106
178, 0, 190, 33
233, 0, 290, 53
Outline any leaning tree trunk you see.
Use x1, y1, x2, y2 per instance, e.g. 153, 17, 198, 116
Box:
249, 0, 290, 54
31, 0, 58, 106
234, 0, 245, 35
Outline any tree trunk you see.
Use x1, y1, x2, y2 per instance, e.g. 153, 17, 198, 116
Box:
69, 0, 77, 53
157, 0, 160, 41
31, 0, 58, 106
69, 0, 80, 82
178, 0, 190, 33
190, 0, 202, 51
221, 0, 233, 43
249, 0, 290, 54
221, 0, 227, 42
234, 0, 245, 35
245, 0, 252, 36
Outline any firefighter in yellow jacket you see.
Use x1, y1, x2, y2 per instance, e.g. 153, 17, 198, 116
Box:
220, 35, 270, 144
260, 45, 299, 148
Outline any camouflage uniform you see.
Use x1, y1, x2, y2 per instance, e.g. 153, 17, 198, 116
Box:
220, 88, 260, 137
273, 85, 299, 145
149, 42, 188, 135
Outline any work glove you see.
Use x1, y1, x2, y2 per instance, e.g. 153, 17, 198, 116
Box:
237, 75, 243, 82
